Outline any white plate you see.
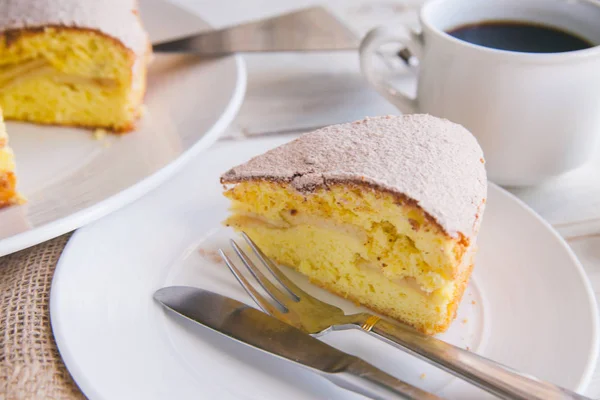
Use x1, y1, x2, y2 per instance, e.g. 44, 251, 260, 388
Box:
51, 137, 599, 399
0, 0, 246, 257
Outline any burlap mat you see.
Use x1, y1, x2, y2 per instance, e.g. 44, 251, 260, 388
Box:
0, 233, 85, 400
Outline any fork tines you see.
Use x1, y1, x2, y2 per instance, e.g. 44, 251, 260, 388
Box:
219, 233, 305, 315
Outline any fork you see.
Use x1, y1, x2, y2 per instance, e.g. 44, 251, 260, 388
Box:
220, 233, 591, 400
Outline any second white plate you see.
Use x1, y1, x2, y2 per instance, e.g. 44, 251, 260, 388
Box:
0, 0, 246, 256
51, 137, 599, 399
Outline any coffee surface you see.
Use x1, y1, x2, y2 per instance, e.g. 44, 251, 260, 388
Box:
447, 21, 594, 53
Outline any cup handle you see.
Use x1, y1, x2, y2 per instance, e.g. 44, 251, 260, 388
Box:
359, 26, 423, 114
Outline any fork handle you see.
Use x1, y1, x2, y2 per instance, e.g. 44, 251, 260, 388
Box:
359, 317, 591, 400
328, 357, 442, 400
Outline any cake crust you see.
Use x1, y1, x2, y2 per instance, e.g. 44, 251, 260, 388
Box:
0, 171, 19, 207
221, 115, 487, 238
0, 0, 148, 56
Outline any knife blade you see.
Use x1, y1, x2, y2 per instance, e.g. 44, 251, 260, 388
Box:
152, 7, 359, 55
154, 286, 440, 400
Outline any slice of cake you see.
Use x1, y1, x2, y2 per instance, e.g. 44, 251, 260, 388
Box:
0, 109, 20, 207
221, 115, 487, 335
0, 0, 151, 132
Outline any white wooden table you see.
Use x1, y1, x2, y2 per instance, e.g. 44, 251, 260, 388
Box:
173, 0, 600, 396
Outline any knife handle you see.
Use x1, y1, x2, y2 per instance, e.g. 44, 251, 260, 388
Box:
361, 317, 591, 400
327, 357, 441, 400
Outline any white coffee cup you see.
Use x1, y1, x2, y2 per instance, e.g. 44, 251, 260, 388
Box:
359, 0, 600, 186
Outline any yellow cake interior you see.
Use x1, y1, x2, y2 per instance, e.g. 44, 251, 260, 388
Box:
0, 108, 20, 207
0, 27, 146, 132
224, 180, 474, 335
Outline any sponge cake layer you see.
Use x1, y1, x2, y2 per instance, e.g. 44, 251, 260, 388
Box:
0, 0, 150, 132
224, 180, 475, 334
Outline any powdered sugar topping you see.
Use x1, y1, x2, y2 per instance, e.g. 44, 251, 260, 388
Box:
0, 0, 148, 55
221, 115, 487, 237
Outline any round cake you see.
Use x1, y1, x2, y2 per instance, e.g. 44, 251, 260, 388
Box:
0, 0, 151, 208
0, 0, 150, 132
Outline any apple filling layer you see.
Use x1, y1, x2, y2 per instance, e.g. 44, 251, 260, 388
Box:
0, 58, 117, 91
226, 212, 453, 295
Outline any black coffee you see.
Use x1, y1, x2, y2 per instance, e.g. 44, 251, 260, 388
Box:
447, 21, 594, 53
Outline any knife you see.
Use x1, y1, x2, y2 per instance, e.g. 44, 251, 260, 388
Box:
152, 7, 360, 55
154, 286, 440, 400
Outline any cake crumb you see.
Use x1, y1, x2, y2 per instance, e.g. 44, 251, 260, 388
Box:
93, 129, 107, 140
408, 218, 420, 231
419, 373, 426, 380
471, 300, 476, 305
466, 346, 471, 351
198, 248, 223, 264
462, 318, 468, 324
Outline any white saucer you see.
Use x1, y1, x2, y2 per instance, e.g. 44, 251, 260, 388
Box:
0, 0, 246, 256
51, 137, 599, 399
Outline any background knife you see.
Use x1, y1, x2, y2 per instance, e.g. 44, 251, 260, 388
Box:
154, 286, 440, 400
152, 7, 359, 55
